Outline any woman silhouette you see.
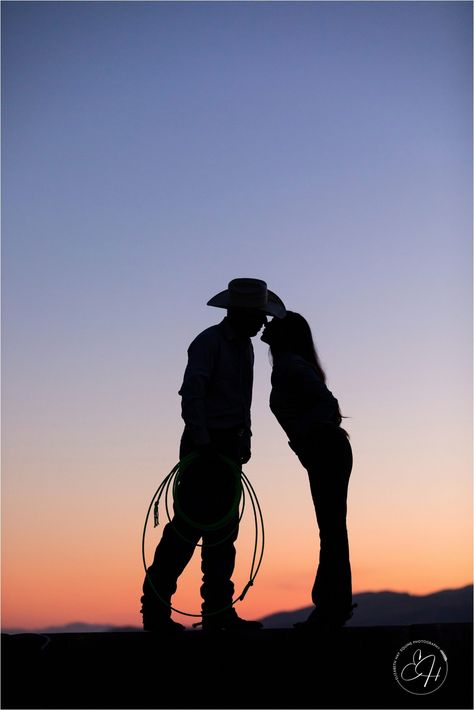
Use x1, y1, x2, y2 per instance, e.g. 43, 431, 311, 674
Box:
261, 311, 356, 628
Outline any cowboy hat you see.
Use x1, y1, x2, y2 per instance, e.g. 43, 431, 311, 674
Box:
207, 278, 286, 319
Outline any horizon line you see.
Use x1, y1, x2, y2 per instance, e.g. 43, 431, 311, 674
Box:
3, 582, 472, 634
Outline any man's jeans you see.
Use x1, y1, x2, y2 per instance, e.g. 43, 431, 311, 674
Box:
142, 428, 243, 619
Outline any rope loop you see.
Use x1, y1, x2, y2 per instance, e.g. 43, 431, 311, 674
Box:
141, 452, 265, 618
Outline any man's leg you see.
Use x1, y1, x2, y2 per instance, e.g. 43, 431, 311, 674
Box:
142, 518, 200, 622
199, 430, 262, 630
200, 515, 239, 617
141, 434, 204, 629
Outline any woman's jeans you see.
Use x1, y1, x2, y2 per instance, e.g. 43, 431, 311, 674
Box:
291, 424, 353, 618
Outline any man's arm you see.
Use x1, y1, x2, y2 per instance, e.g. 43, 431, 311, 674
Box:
240, 342, 254, 464
178, 332, 216, 448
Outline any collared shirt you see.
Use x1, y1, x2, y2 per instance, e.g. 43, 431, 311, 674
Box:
178, 318, 254, 446
270, 352, 341, 446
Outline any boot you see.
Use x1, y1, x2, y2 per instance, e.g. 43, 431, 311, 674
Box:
294, 603, 357, 631
201, 607, 263, 632
140, 595, 185, 633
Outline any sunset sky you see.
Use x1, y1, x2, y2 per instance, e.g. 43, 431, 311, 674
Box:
2, 0, 472, 630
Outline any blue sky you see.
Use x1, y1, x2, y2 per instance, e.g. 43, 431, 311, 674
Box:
2, 1, 472, 627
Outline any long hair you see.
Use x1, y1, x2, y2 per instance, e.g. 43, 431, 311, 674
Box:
269, 311, 346, 428
269, 311, 328, 382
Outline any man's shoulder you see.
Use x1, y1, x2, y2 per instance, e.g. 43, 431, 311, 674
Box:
188, 323, 224, 350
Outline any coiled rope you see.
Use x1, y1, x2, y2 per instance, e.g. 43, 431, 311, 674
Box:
141, 452, 265, 618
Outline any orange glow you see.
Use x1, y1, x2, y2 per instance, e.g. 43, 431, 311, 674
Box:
2, 446, 472, 629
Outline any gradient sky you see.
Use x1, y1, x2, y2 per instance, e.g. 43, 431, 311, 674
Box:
2, 0, 472, 630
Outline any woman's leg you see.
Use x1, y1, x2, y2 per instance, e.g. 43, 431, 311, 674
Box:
304, 431, 353, 621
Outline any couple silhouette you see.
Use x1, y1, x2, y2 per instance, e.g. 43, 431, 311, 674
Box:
141, 278, 355, 632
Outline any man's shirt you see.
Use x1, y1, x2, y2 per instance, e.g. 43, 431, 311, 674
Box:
178, 318, 254, 446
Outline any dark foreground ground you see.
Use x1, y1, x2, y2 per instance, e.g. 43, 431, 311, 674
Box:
2, 623, 472, 709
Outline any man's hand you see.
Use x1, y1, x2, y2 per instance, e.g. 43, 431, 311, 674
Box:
240, 432, 251, 465
240, 448, 251, 465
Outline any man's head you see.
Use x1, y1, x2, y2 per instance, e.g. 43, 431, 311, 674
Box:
226, 308, 268, 337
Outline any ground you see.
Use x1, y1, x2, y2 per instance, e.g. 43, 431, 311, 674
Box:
2, 623, 472, 709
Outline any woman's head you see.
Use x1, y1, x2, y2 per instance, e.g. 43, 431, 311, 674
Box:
261, 311, 327, 382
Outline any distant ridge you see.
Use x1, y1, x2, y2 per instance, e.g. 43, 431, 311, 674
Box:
2, 621, 140, 635
259, 584, 473, 628
3, 584, 472, 634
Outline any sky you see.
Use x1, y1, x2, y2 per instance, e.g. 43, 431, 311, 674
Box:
2, 0, 472, 630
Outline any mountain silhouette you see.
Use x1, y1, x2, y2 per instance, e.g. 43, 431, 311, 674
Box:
259, 584, 473, 628
1, 621, 139, 635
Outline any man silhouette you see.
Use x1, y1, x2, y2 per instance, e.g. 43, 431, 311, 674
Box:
141, 278, 286, 631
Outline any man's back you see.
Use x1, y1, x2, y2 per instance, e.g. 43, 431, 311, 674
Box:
179, 318, 254, 447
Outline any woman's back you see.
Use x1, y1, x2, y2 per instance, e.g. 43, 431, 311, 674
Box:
270, 350, 341, 445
